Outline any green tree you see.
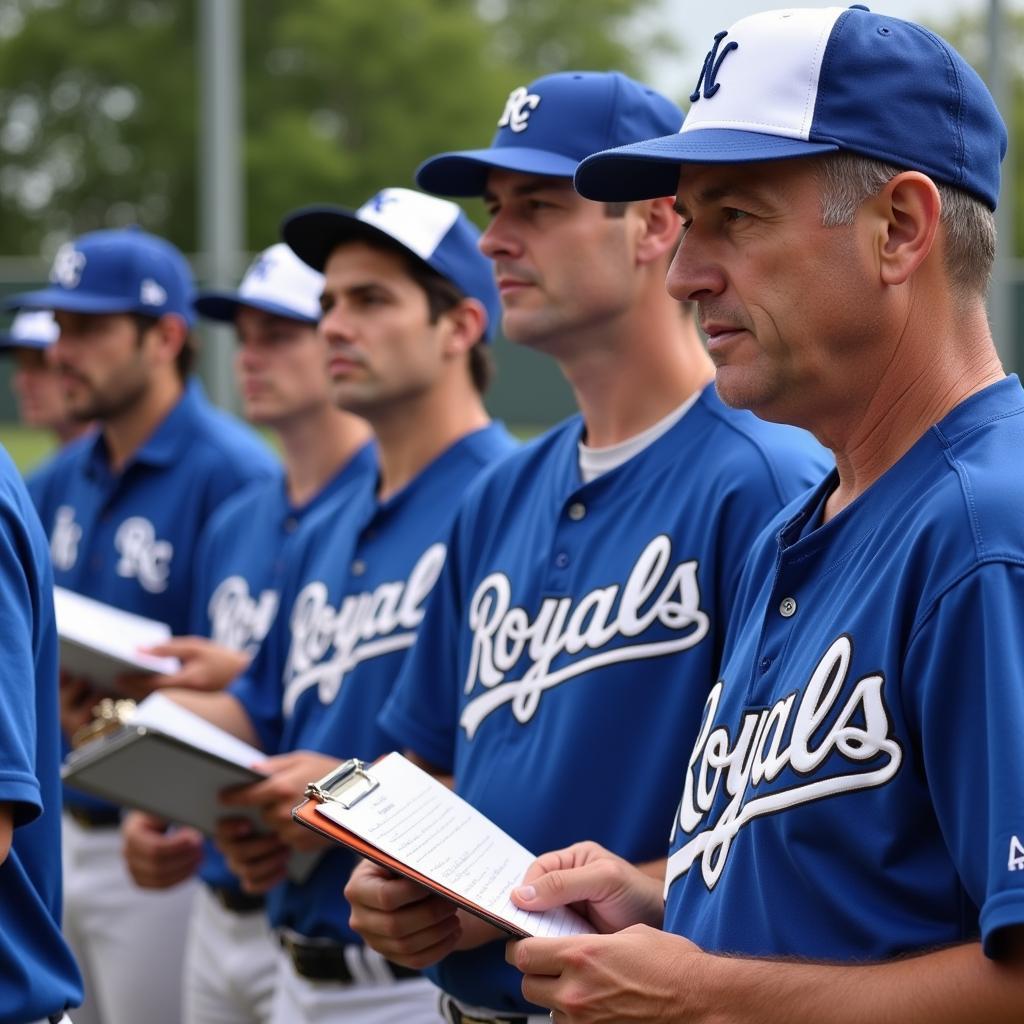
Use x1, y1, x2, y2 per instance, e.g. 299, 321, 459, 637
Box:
0, 0, 674, 258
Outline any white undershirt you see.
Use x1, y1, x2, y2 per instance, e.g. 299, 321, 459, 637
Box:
577, 389, 702, 484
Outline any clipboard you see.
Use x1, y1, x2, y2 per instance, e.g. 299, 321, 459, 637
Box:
62, 725, 267, 837
54, 586, 179, 692
62, 693, 322, 885
292, 754, 592, 939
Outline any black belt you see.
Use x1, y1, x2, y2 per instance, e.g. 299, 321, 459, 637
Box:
279, 933, 421, 984
441, 998, 528, 1024
49, 1014, 66, 1024
66, 805, 121, 829
206, 883, 266, 914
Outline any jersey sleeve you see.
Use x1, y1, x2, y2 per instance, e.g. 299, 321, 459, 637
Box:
378, 514, 467, 771
904, 561, 1024, 957
0, 506, 47, 825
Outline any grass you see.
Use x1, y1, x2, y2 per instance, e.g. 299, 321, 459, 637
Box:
0, 425, 60, 474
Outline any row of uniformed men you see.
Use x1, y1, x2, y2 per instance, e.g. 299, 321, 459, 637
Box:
4, 8, 1024, 1024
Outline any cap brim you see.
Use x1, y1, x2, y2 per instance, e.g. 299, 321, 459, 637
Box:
574, 129, 840, 201
4, 287, 139, 315
0, 335, 50, 350
194, 290, 319, 325
415, 147, 580, 197
283, 206, 401, 272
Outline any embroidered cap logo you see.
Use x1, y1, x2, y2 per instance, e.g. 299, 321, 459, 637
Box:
246, 252, 275, 280
369, 191, 400, 214
690, 31, 739, 102
497, 86, 541, 133
50, 243, 87, 289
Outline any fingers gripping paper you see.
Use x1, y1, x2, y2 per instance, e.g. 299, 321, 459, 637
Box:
294, 752, 593, 938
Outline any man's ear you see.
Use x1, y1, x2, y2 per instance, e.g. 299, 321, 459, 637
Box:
440, 298, 488, 358
632, 197, 684, 266
871, 171, 942, 286
145, 314, 188, 368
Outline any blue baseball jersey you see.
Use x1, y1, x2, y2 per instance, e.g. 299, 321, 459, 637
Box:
30, 380, 278, 810
380, 384, 829, 1012
33, 380, 277, 631
191, 443, 378, 890
663, 376, 1024, 962
24, 430, 97, 513
230, 423, 517, 942
0, 444, 83, 1022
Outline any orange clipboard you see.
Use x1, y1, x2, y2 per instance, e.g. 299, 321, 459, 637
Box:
292, 757, 531, 938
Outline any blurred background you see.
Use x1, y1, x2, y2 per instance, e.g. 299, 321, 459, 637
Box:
0, 0, 1018, 469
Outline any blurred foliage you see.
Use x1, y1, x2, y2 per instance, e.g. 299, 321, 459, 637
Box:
0, 0, 676, 258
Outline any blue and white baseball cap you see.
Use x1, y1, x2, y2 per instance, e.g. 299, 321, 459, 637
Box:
195, 244, 324, 325
282, 187, 501, 341
415, 71, 684, 197
574, 8, 1007, 210
0, 310, 59, 351
6, 227, 197, 325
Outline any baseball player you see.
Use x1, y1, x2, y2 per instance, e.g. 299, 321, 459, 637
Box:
6, 226, 279, 1024
0, 311, 92, 516
0, 310, 90, 448
119, 242, 375, 1023
0, 445, 81, 1024
498, 8, 1024, 1023
344, 71, 829, 1023
161, 188, 516, 1023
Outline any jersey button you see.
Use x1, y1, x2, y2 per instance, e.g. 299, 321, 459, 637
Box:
779, 596, 797, 618
351, 559, 367, 576
284, 517, 298, 533
759, 656, 772, 673
555, 552, 570, 568
567, 502, 586, 521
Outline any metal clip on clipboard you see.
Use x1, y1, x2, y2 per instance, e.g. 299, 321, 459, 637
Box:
305, 759, 379, 808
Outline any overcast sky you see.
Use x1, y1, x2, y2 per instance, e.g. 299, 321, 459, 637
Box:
647, 0, 1003, 97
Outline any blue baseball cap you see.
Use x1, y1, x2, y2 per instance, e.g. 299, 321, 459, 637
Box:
282, 187, 501, 341
195, 244, 324, 325
575, 7, 1007, 211
415, 71, 684, 197
6, 227, 197, 326
0, 310, 59, 351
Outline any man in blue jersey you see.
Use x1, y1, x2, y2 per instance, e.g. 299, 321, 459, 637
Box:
344, 71, 827, 1024
0, 450, 82, 1024
119, 242, 374, 1024
497, 9, 1024, 1023
163, 187, 516, 1023
6, 227, 278, 1024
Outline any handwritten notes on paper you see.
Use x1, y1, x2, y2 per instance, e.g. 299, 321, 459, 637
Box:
315, 752, 592, 937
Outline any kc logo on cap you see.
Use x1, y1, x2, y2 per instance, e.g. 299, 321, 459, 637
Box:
51, 243, 87, 289
497, 86, 541, 133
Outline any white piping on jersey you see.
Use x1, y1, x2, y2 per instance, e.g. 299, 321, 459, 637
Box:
460, 534, 709, 737
281, 542, 446, 716
665, 634, 903, 895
